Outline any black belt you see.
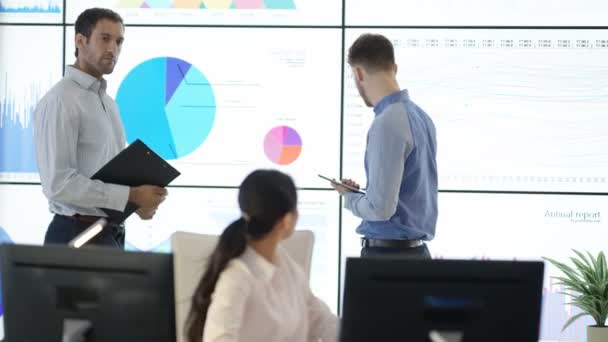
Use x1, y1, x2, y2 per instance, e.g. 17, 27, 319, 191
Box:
58, 214, 124, 229
361, 237, 424, 249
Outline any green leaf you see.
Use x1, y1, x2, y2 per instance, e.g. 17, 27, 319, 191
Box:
558, 291, 580, 299
584, 275, 600, 290
588, 251, 600, 271
545, 257, 576, 276
547, 250, 608, 326
572, 298, 601, 317
582, 268, 601, 288
571, 264, 596, 287
562, 266, 585, 283
599, 251, 606, 282
556, 278, 589, 295
600, 301, 608, 327
574, 250, 594, 269
571, 257, 592, 276
596, 299, 604, 315
562, 312, 588, 332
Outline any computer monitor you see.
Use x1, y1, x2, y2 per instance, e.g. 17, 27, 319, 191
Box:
0, 244, 175, 342
340, 258, 544, 342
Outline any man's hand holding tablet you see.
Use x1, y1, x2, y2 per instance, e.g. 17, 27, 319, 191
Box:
318, 174, 366, 194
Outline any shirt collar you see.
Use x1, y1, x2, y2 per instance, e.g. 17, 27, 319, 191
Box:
243, 246, 277, 283
373, 89, 409, 116
65, 65, 107, 93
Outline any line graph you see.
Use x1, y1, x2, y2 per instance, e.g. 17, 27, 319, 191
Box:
346, 0, 608, 26
344, 29, 608, 193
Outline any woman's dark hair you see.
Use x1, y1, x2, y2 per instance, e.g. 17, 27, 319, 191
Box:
185, 169, 297, 342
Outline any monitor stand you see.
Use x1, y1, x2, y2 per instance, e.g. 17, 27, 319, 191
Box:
428, 330, 464, 342
62, 319, 92, 342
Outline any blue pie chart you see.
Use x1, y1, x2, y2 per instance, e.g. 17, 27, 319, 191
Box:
116, 57, 216, 160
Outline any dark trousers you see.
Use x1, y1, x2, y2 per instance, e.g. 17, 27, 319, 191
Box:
361, 243, 431, 259
44, 215, 125, 248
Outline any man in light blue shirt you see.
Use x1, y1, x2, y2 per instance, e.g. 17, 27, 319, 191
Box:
333, 33, 438, 258
34, 8, 167, 248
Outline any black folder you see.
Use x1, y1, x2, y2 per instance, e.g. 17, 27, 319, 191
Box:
91, 139, 181, 223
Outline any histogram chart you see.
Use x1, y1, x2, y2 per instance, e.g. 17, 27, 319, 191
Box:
66, 27, 342, 187
124, 187, 341, 313
66, 0, 341, 25
346, 0, 608, 26
341, 192, 608, 341
0, 26, 63, 182
0, 77, 40, 177
541, 279, 594, 341
343, 29, 608, 193
0, 0, 62, 23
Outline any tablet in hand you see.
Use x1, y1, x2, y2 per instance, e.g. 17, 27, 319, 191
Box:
318, 174, 365, 194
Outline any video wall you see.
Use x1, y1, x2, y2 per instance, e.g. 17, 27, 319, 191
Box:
2, 1, 608, 340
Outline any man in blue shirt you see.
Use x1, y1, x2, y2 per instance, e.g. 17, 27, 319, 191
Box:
333, 33, 438, 258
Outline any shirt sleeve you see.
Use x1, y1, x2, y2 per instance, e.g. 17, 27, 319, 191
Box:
306, 287, 339, 342
34, 96, 130, 212
344, 114, 412, 221
202, 263, 252, 342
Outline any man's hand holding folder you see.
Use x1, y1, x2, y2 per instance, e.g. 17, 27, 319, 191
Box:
92, 139, 181, 223
129, 185, 168, 220
135, 206, 160, 220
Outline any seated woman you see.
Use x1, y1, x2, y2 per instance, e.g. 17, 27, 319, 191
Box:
186, 169, 338, 342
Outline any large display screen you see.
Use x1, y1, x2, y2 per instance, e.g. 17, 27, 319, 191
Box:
344, 29, 608, 193
2, 2, 607, 341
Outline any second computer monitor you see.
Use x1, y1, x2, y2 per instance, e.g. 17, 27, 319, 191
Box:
340, 257, 544, 342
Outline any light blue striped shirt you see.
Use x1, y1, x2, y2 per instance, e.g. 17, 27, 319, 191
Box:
34, 66, 130, 217
344, 90, 438, 240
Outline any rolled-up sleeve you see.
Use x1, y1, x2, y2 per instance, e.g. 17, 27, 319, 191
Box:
344, 115, 411, 221
34, 97, 129, 212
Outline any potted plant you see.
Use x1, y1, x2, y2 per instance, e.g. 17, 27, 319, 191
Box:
543, 250, 608, 342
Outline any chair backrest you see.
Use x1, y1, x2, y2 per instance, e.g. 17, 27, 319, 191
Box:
279, 229, 315, 279
171, 230, 315, 342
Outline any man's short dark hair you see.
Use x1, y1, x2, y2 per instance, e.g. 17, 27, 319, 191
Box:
74, 8, 124, 58
347, 33, 395, 72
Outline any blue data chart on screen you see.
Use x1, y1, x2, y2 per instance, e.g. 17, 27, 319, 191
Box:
0, 228, 12, 341
0, 0, 60, 13
0, 0, 63, 23
0, 81, 39, 174
116, 57, 216, 160
0, 25, 62, 181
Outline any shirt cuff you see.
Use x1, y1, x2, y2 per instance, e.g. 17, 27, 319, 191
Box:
104, 184, 131, 212
343, 192, 359, 211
